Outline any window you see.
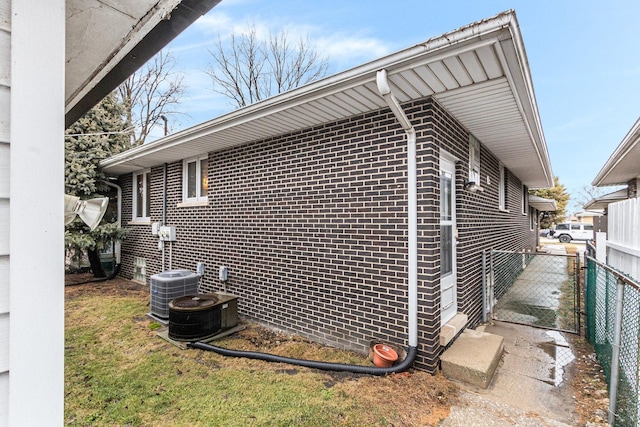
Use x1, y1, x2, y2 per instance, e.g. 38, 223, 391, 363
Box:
132, 169, 150, 221
183, 155, 208, 203
133, 257, 146, 283
498, 164, 506, 210
522, 185, 528, 215
440, 170, 453, 276
469, 135, 480, 184
530, 206, 536, 230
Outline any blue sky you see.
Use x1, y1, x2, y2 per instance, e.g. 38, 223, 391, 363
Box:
160, 0, 640, 212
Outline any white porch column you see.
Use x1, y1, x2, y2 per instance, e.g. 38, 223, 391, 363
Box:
10, 1, 65, 424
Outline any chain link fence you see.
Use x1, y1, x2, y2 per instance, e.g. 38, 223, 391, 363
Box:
586, 254, 640, 426
486, 250, 579, 333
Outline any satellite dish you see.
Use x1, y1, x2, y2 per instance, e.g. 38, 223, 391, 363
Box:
64, 194, 109, 231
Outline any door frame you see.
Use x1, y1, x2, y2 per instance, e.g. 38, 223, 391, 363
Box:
439, 152, 458, 326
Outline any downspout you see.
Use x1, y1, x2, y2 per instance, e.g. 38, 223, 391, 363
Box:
187, 70, 420, 374
376, 69, 418, 350
162, 163, 168, 271
162, 163, 168, 225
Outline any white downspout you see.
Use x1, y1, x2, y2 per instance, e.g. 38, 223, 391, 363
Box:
376, 69, 418, 348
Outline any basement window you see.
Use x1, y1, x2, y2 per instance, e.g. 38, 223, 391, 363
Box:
182, 155, 208, 204
133, 257, 146, 284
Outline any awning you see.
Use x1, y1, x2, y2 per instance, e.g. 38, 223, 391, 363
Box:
529, 195, 557, 212
584, 188, 628, 210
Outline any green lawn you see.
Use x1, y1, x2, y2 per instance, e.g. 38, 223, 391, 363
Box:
65, 284, 455, 426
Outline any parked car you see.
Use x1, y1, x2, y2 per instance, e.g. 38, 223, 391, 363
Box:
539, 229, 552, 237
551, 222, 594, 243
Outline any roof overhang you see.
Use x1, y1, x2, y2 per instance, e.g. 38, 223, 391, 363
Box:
65, 0, 221, 127
529, 195, 557, 212
592, 117, 640, 187
101, 10, 554, 189
584, 188, 628, 210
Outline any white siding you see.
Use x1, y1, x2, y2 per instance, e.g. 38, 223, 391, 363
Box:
607, 197, 640, 281
0, 0, 9, 424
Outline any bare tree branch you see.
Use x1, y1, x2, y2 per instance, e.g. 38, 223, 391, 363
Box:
117, 50, 185, 145
206, 24, 330, 109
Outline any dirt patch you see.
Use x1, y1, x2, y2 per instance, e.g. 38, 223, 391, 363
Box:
567, 333, 609, 425
65, 273, 147, 299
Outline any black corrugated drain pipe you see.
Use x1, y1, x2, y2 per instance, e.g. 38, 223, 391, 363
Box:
187, 341, 417, 375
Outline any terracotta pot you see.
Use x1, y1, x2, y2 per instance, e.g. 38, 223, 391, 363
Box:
372, 343, 399, 368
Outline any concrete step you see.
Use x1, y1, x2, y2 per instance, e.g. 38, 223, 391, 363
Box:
440, 329, 504, 388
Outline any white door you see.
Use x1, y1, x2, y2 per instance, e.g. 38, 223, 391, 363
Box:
440, 157, 457, 325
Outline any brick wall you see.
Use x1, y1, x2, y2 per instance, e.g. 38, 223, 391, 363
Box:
117, 97, 537, 372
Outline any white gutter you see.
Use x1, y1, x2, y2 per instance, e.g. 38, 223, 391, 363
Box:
376, 69, 418, 348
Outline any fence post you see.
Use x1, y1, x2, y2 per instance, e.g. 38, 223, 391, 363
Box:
576, 254, 581, 335
596, 232, 607, 262
608, 277, 625, 426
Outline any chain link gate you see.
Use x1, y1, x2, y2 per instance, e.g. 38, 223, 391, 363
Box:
483, 249, 580, 334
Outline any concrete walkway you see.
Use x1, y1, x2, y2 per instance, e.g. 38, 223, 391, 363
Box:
492, 249, 570, 329
441, 321, 578, 426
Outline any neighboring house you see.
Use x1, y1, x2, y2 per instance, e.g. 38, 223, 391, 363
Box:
2, 1, 219, 424
589, 118, 640, 280
102, 10, 554, 373
574, 211, 603, 225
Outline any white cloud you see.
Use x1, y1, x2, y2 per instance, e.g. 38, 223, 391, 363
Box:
315, 34, 391, 68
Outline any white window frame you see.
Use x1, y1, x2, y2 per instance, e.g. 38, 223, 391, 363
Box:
530, 206, 536, 231
522, 185, 528, 215
469, 135, 480, 184
498, 163, 506, 210
181, 155, 209, 205
132, 169, 151, 222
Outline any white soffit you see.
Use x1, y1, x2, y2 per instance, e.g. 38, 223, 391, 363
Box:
592, 117, 640, 187
584, 188, 628, 210
65, 0, 173, 109
101, 10, 553, 189
529, 195, 557, 212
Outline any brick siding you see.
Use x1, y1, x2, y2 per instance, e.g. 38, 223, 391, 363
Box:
116, 97, 538, 372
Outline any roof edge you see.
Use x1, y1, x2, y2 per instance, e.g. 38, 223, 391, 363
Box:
592, 117, 640, 187
101, 11, 522, 171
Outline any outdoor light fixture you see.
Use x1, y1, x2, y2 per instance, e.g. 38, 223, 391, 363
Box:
64, 194, 109, 231
463, 179, 484, 193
